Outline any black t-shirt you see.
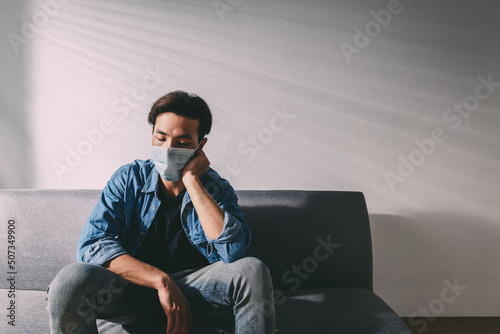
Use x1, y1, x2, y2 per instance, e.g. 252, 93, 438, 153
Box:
134, 190, 208, 273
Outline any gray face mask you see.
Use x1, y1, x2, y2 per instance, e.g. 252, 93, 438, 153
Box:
151, 145, 196, 181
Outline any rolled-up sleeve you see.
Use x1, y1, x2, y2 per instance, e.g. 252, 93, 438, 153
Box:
204, 182, 251, 263
77, 170, 129, 266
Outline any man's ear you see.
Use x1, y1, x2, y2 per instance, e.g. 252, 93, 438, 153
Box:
198, 137, 208, 150
151, 126, 154, 134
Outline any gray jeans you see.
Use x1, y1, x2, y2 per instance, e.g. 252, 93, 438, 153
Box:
46, 257, 275, 334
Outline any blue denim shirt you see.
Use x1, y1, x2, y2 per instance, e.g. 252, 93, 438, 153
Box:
77, 159, 251, 268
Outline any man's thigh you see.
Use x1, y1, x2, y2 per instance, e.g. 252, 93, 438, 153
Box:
172, 258, 268, 322
170, 263, 238, 331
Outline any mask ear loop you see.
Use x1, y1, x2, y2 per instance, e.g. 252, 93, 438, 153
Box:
194, 139, 204, 152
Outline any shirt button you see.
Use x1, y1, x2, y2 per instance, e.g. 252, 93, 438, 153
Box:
152, 206, 156, 210
140, 231, 144, 235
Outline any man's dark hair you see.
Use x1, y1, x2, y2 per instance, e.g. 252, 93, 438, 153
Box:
148, 90, 212, 142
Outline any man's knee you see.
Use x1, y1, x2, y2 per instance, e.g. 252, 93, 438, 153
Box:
48, 263, 107, 310
49, 263, 100, 293
230, 257, 272, 284
47, 263, 109, 332
228, 258, 275, 316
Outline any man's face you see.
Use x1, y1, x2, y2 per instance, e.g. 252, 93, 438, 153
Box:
152, 112, 200, 149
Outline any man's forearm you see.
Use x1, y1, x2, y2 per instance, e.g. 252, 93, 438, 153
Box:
183, 173, 224, 240
103, 254, 172, 290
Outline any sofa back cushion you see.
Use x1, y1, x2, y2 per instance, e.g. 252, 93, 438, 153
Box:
238, 190, 373, 291
0, 189, 100, 291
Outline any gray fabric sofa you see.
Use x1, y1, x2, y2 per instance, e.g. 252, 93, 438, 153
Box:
0, 189, 411, 334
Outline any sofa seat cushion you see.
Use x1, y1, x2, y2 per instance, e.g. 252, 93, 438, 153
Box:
275, 287, 411, 334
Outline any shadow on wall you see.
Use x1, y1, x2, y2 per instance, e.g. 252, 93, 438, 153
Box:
370, 211, 500, 315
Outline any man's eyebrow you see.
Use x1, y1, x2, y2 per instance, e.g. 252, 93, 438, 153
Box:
155, 130, 194, 139
176, 134, 194, 139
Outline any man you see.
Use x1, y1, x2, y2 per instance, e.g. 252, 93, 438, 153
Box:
47, 91, 276, 334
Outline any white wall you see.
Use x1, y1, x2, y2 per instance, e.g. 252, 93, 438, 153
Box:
1, 0, 499, 320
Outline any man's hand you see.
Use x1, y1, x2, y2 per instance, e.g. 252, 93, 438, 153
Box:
182, 148, 210, 181
158, 280, 193, 334
104, 255, 193, 334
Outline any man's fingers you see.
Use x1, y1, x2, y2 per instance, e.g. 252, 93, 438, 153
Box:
180, 309, 188, 334
180, 306, 191, 334
166, 307, 186, 334
158, 283, 191, 334
166, 309, 174, 334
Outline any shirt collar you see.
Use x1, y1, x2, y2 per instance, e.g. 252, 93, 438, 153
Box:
142, 162, 159, 194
